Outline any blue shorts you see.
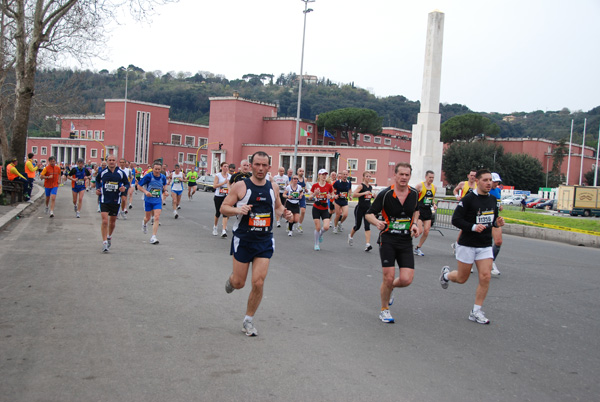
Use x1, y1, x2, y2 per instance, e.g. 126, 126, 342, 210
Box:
299, 195, 306, 208
230, 235, 274, 263
45, 187, 58, 197
144, 200, 162, 212
72, 187, 86, 193
172, 189, 183, 196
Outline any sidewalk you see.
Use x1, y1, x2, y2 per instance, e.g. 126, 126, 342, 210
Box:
0, 182, 45, 231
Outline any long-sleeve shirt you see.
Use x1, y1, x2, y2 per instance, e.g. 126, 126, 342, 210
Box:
96, 167, 130, 204
452, 189, 499, 248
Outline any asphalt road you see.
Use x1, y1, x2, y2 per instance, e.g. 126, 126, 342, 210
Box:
1, 186, 598, 402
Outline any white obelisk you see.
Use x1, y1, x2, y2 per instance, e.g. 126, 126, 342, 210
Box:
410, 10, 445, 190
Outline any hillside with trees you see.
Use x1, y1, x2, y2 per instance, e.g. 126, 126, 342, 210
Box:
19, 66, 599, 152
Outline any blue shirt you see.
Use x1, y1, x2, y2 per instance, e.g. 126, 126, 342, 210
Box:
138, 172, 167, 203
96, 168, 130, 204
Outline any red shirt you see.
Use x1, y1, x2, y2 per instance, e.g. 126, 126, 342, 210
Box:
311, 182, 333, 210
41, 165, 61, 188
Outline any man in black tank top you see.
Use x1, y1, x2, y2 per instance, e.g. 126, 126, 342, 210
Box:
220, 151, 292, 337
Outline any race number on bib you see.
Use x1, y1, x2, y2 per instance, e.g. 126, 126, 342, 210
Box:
105, 182, 119, 192
476, 211, 494, 225
150, 188, 161, 198
76, 179, 85, 186
389, 218, 411, 231
339, 192, 348, 199
250, 213, 271, 228
221, 187, 229, 195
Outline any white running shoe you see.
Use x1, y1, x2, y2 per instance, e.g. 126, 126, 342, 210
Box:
225, 278, 235, 294
102, 242, 109, 253
242, 319, 258, 337
142, 222, 147, 234
332, 226, 338, 234
491, 262, 501, 276
150, 235, 159, 245
73, 204, 77, 212
288, 231, 293, 237
221, 229, 227, 238
276, 221, 281, 228
76, 212, 80, 218
121, 211, 127, 220
469, 309, 490, 324
49, 211, 54, 218
297, 225, 303, 233
365, 244, 373, 252
379, 309, 395, 323
174, 210, 178, 219
414, 247, 425, 257
389, 292, 394, 306
97, 205, 101, 213
45, 206, 49, 214
129, 204, 133, 209
177, 205, 181, 210
338, 223, 343, 232
440, 266, 450, 289
348, 235, 354, 246
212, 226, 218, 236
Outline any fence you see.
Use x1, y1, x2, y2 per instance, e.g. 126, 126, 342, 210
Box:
432, 199, 460, 232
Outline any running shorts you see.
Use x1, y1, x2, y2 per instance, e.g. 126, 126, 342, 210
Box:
214, 195, 226, 218
455, 245, 493, 264
299, 195, 306, 208
312, 206, 331, 221
172, 189, 183, 196
100, 203, 120, 216
72, 187, 86, 193
418, 206, 433, 221
45, 187, 58, 197
230, 236, 274, 263
144, 200, 162, 212
285, 201, 300, 215
188, 182, 197, 187
378, 240, 415, 269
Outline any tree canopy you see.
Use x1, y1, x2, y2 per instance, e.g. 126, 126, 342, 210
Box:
316, 108, 382, 146
441, 113, 500, 143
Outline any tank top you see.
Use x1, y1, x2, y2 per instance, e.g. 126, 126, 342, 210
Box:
284, 184, 303, 204
357, 183, 373, 208
215, 172, 230, 197
419, 182, 436, 206
232, 178, 275, 242
171, 172, 184, 191
460, 181, 477, 198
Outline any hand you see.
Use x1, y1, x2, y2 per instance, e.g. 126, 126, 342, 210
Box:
474, 224, 486, 233
283, 209, 293, 221
375, 220, 386, 231
497, 217, 505, 227
95, 189, 101, 196
455, 194, 461, 200
410, 224, 420, 238
119, 186, 126, 192
238, 204, 252, 215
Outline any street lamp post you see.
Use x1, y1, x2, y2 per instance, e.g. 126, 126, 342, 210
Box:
292, 0, 315, 172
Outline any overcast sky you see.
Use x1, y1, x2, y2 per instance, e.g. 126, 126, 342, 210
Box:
80, 0, 600, 115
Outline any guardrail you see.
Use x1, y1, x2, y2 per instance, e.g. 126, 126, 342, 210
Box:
432, 199, 460, 231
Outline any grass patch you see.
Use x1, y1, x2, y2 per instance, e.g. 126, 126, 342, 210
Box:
500, 210, 600, 233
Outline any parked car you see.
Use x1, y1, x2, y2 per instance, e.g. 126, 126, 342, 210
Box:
502, 196, 524, 206
527, 198, 546, 208
535, 199, 556, 210
197, 175, 215, 191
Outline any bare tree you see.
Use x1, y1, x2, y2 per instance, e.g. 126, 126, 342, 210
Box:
0, 0, 177, 163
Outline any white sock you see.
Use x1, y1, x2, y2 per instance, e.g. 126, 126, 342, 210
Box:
443, 272, 449, 281
473, 304, 482, 312
244, 315, 253, 322
366, 243, 371, 247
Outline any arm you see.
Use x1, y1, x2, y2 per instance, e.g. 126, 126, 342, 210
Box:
365, 191, 386, 231
220, 181, 250, 217
451, 197, 484, 232
9, 166, 26, 180
214, 175, 226, 188
453, 182, 464, 198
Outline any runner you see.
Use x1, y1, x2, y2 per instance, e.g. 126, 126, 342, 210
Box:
117, 159, 132, 219
169, 164, 186, 218
213, 162, 231, 237
282, 174, 304, 236
138, 161, 169, 245
348, 171, 374, 251
489, 173, 503, 276
332, 169, 352, 233
272, 167, 289, 227
452, 169, 478, 255
413, 170, 437, 256
327, 171, 338, 223
309, 169, 334, 251
439, 169, 505, 324
186, 167, 199, 200
96, 155, 130, 252
366, 163, 420, 324
67, 158, 91, 218
220, 151, 292, 337
296, 167, 307, 233
96, 160, 108, 212
229, 159, 252, 184
127, 161, 138, 209
40, 156, 61, 217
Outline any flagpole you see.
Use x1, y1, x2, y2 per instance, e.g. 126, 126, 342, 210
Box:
594, 123, 600, 186
293, 0, 315, 172
579, 118, 586, 185
566, 119, 573, 185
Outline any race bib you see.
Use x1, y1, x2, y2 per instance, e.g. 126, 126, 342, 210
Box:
105, 182, 119, 192
174, 178, 180, 183
424, 198, 433, 205
316, 192, 327, 201
476, 211, 494, 225
365, 193, 372, 199
389, 218, 411, 231
291, 191, 300, 199
76, 179, 85, 186
339, 192, 348, 199
250, 213, 271, 228
221, 187, 229, 195
150, 188, 161, 198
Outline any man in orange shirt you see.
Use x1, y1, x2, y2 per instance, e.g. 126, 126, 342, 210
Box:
24, 153, 38, 201
40, 156, 61, 217
6, 157, 31, 202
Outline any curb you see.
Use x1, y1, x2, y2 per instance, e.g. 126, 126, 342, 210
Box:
503, 223, 600, 248
0, 184, 44, 231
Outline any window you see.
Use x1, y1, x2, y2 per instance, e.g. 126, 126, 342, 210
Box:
317, 140, 323, 145
91, 130, 97, 139
134, 111, 150, 164
363, 135, 371, 143
41, 147, 47, 155
348, 176, 357, 183
187, 154, 196, 164
374, 137, 382, 144
171, 134, 182, 145
384, 138, 392, 145
347, 158, 358, 171
90, 149, 98, 158
41, 159, 46, 164
341, 143, 349, 146
198, 137, 207, 148
32, 146, 38, 155
101, 131, 105, 140
355, 134, 361, 141
328, 141, 336, 146
306, 138, 312, 145
73, 130, 79, 138
185, 136, 195, 147
101, 149, 104, 159
366, 159, 377, 171
178, 152, 184, 164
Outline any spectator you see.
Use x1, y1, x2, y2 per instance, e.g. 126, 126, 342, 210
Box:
6, 157, 31, 202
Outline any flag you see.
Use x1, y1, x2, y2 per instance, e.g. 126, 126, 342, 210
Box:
324, 129, 335, 139
300, 128, 309, 137
70, 122, 75, 132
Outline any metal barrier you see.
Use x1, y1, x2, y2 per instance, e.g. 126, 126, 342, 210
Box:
431, 199, 460, 233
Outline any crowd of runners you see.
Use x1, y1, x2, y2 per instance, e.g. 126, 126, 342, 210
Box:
25, 150, 506, 336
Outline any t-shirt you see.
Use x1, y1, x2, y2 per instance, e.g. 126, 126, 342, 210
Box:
367, 185, 419, 243
273, 174, 289, 194
452, 189, 499, 248
333, 180, 352, 203
187, 171, 199, 183
41, 165, 61, 188
68, 166, 91, 189
138, 172, 167, 203
311, 182, 333, 210
96, 168, 130, 204
171, 172, 184, 192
